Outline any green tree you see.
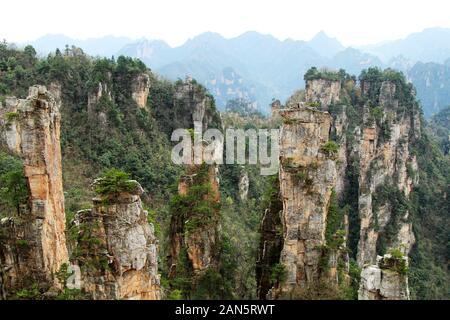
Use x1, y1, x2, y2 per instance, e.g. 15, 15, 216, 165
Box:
93, 168, 139, 196
0, 152, 29, 216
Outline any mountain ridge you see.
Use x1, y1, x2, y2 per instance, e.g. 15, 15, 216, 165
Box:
15, 28, 450, 116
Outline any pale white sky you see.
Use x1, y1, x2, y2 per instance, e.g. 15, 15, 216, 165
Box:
1, 0, 449, 47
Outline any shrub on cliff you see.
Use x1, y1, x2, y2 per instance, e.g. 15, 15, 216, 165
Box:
381, 248, 409, 275
321, 141, 339, 158
304, 67, 340, 81
304, 67, 353, 82
169, 164, 220, 233
92, 168, 139, 196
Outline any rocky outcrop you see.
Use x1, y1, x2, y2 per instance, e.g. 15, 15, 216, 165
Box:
87, 71, 150, 125
358, 254, 410, 300
238, 170, 249, 201
330, 106, 349, 199
168, 163, 221, 278
271, 100, 281, 117
131, 74, 150, 108
275, 105, 339, 295
174, 76, 220, 131
356, 80, 419, 266
88, 82, 112, 113
87, 81, 111, 126
72, 180, 160, 300
168, 79, 222, 285
0, 85, 68, 291
305, 78, 341, 108
258, 70, 420, 300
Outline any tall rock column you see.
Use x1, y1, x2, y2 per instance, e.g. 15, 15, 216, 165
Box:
168, 163, 221, 278
73, 180, 160, 300
356, 80, 419, 267
276, 105, 338, 295
238, 169, 249, 201
0, 85, 68, 291
87, 81, 112, 127
131, 74, 151, 109
174, 76, 221, 131
258, 70, 421, 300
168, 77, 222, 293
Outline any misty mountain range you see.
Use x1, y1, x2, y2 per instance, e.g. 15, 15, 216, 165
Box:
16, 27, 450, 116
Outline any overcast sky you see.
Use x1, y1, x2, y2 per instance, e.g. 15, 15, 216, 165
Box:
1, 0, 449, 46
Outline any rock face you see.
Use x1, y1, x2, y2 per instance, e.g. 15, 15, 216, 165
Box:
275, 106, 339, 295
87, 71, 150, 125
131, 74, 151, 108
168, 79, 222, 287
0, 86, 68, 290
174, 76, 220, 130
238, 170, 249, 201
256, 177, 284, 299
88, 82, 112, 113
169, 163, 221, 277
330, 106, 349, 199
305, 78, 341, 108
358, 254, 410, 300
258, 71, 419, 300
271, 100, 281, 117
73, 181, 160, 300
356, 80, 419, 266
87, 81, 111, 126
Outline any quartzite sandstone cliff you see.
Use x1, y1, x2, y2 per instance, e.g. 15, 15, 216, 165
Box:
0, 86, 68, 292
258, 71, 418, 300
72, 180, 161, 300
0, 83, 161, 300
168, 78, 222, 284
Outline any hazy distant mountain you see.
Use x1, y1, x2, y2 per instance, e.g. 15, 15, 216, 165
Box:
17, 29, 450, 116
22, 34, 133, 57
330, 48, 383, 75
387, 55, 415, 73
308, 31, 344, 58
117, 29, 450, 115
118, 40, 173, 69
407, 62, 450, 117
361, 28, 450, 63
119, 31, 358, 112
430, 106, 450, 154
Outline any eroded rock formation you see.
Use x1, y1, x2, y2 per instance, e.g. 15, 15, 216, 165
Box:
305, 78, 341, 108
356, 80, 419, 266
87, 71, 150, 126
131, 74, 151, 108
258, 70, 419, 300
275, 106, 341, 296
0, 85, 68, 292
174, 76, 220, 131
87, 81, 112, 126
168, 163, 221, 278
72, 180, 160, 300
271, 100, 281, 117
238, 169, 249, 201
358, 254, 409, 300
168, 77, 222, 288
